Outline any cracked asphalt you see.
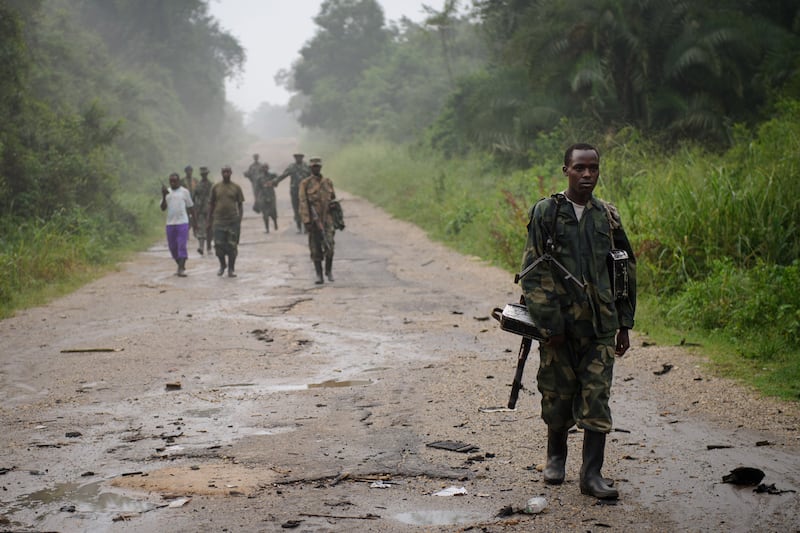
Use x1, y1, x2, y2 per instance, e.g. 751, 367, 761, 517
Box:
1, 172, 798, 532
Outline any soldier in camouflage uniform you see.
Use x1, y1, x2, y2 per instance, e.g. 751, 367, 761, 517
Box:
298, 158, 337, 284
520, 143, 636, 500
207, 165, 244, 278
243, 153, 261, 199
275, 153, 311, 233
192, 166, 213, 255
255, 162, 279, 233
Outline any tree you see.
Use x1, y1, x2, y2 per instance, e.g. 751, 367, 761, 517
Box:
290, 0, 389, 130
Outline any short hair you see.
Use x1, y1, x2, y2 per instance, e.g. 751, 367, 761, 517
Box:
564, 143, 599, 167
169, 172, 180, 179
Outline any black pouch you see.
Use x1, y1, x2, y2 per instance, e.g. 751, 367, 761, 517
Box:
607, 249, 629, 300
329, 200, 345, 230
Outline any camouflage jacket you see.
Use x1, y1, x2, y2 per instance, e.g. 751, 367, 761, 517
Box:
277, 162, 311, 188
298, 175, 336, 228
192, 179, 212, 210
520, 194, 636, 339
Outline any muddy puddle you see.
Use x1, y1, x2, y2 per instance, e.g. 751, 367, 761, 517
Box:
6, 480, 159, 529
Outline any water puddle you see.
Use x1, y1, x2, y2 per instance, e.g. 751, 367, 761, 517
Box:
11, 480, 156, 519
308, 379, 372, 389
183, 407, 223, 418
394, 509, 488, 526
238, 425, 296, 436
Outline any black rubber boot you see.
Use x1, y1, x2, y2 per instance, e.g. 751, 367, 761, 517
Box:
197, 238, 205, 255
543, 429, 568, 485
177, 258, 187, 277
314, 261, 324, 284
325, 256, 334, 282
217, 256, 226, 276
227, 254, 237, 277
580, 431, 619, 499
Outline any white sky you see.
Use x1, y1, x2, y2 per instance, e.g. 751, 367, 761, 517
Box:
209, 0, 433, 115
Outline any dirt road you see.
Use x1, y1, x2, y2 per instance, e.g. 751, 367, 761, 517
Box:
1, 182, 798, 532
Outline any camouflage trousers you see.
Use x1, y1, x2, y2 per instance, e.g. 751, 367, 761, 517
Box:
213, 221, 240, 258
308, 224, 335, 261
536, 331, 616, 433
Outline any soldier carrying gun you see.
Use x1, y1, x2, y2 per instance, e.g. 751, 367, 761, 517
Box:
299, 157, 338, 284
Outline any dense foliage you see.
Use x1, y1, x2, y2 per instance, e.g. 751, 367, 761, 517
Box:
0, 0, 248, 315
285, 0, 487, 141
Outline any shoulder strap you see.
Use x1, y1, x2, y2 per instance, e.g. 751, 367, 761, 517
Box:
597, 199, 621, 246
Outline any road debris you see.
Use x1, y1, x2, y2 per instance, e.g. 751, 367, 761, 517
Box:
433, 486, 467, 496
722, 467, 765, 486
165, 382, 182, 391
653, 363, 673, 376
426, 440, 479, 453
60, 347, 124, 353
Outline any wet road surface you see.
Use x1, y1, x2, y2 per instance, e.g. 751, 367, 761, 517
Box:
1, 185, 798, 532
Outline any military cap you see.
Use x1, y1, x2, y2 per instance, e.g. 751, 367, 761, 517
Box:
293, 153, 304, 157
199, 166, 209, 173
309, 157, 322, 166
184, 165, 193, 171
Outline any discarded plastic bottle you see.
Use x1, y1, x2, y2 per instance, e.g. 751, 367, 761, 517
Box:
524, 496, 547, 514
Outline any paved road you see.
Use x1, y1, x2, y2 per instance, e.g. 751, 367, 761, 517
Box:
1, 186, 798, 532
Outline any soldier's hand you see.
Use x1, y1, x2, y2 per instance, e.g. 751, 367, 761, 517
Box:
615, 328, 630, 356
544, 334, 565, 348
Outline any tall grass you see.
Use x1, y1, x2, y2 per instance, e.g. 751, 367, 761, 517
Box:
0, 194, 162, 317
324, 104, 800, 400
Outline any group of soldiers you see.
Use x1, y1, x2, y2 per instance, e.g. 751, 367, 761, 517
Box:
244, 152, 309, 235
165, 153, 342, 284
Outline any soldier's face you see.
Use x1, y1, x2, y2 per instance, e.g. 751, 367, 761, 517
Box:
311, 165, 321, 176
222, 170, 232, 180
563, 149, 599, 201
200, 172, 209, 180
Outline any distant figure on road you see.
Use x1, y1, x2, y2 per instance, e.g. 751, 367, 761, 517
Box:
275, 153, 311, 233
192, 166, 213, 255
207, 165, 244, 278
181, 165, 195, 195
244, 153, 261, 199
519, 143, 636, 500
299, 158, 337, 284
255, 162, 279, 233
161, 172, 197, 277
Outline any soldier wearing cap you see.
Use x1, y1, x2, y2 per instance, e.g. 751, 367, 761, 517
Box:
207, 165, 244, 277
299, 157, 337, 283
192, 166, 213, 255
275, 153, 311, 233
181, 165, 195, 195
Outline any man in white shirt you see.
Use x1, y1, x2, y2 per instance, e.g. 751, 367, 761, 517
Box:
160, 172, 198, 277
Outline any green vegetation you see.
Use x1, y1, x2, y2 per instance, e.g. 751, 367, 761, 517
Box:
327, 108, 800, 399
0, 0, 249, 316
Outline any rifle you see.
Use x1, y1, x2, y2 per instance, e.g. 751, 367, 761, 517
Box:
309, 204, 332, 255
508, 295, 533, 409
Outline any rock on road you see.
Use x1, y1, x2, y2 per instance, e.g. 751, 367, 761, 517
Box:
1, 184, 798, 532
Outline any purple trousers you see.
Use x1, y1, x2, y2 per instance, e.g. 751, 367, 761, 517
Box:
166, 223, 190, 261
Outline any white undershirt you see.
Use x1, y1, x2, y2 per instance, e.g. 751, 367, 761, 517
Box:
563, 191, 586, 221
